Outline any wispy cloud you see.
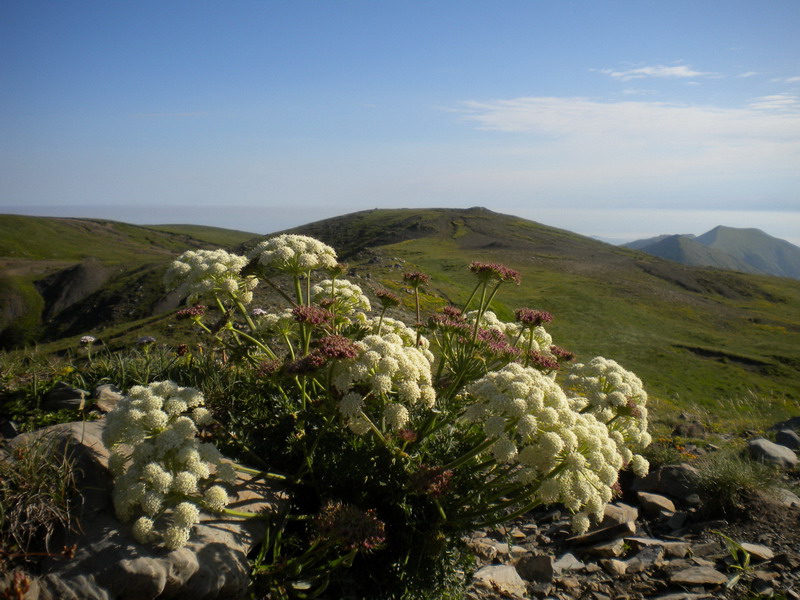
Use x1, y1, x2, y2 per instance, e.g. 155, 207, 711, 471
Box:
598, 64, 713, 81
772, 76, 800, 84
442, 95, 800, 212
737, 71, 758, 78
748, 94, 800, 112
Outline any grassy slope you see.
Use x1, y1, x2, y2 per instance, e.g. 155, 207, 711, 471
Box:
144, 224, 259, 247
292, 208, 800, 426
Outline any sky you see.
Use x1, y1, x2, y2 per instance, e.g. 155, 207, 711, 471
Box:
2, 1, 799, 244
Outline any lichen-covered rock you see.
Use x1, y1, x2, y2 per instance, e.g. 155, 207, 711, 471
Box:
10, 420, 285, 600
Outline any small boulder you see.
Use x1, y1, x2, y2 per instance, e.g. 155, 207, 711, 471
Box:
472, 565, 527, 598
42, 382, 89, 411
776, 429, 800, 450
748, 437, 798, 469
669, 566, 728, 586
637, 491, 676, 516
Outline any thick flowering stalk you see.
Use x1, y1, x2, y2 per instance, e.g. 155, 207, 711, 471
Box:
102, 381, 240, 549
566, 357, 652, 474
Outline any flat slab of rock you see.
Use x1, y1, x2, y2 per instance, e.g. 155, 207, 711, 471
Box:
471, 565, 527, 598
637, 491, 676, 515
669, 566, 728, 586
15, 420, 286, 600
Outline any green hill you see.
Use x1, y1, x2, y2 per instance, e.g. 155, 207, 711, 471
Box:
3, 207, 799, 427
0, 214, 256, 349
283, 208, 800, 417
626, 225, 800, 280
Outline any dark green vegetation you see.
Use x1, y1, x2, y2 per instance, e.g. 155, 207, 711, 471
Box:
0, 215, 257, 350
626, 225, 800, 280
2, 208, 799, 430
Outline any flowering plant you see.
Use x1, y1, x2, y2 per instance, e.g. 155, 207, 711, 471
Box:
153, 233, 651, 597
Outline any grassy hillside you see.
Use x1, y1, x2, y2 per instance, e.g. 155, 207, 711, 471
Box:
0, 215, 256, 349
144, 223, 259, 247
286, 208, 800, 422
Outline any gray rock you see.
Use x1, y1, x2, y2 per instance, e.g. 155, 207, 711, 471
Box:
776, 429, 800, 450
582, 538, 626, 558
516, 554, 554, 582
92, 384, 124, 413
43, 382, 89, 411
597, 502, 638, 528
633, 463, 701, 503
748, 437, 798, 468
740, 542, 775, 561
17, 420, 285, 600
771, 416, 800, 432
669, 566, 728, 586
566, 520, 636, 546
471, 565, 527, 598
599, 558, 627, 576
774, 487, 800, 508
637, 491, 676, 516
553, 552, 585, 574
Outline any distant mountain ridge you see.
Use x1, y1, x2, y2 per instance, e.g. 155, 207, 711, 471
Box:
624, 226, 800, 280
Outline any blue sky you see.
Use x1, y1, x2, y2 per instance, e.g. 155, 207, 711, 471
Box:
2, 1, 799, 244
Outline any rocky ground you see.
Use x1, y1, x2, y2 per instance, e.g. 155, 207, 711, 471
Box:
2, 384, 799, 600
466, 466, 800, 600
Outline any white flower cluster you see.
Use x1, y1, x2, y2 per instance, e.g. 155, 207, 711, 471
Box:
102, 381, 235, 550
463, 363, 626, 534
311, 278, 371, 314
567, 357, 652, 474
247, 234, 338, 274
465, 310, 554, 354
332, 333, 436, 434
164, 249, 256, 303
354, 314, 434, 363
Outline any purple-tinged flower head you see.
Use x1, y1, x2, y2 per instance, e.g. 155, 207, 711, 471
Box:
80, 335, 96, 345
410, 465, 454, 498
469, 262, 521, 285
442, 305, 464, 320
550, 345, 576, 362
527, 350, 560, 372
515, 308, 553, 327
477, 328, 520, 359
375, 288, 401, 309
137, 336, 157, 345
176, 305, 207, 320
313, 500, 386, 552
397, 429, 418, 443
285, 352, 328, 375
256, 359, 282, 378
315, 335, 360, 360
625, 399, 643, 419
402, 271, 431, 288
291, 305, 333, 325
176, 343, 190, 357
251, 307, 269, 317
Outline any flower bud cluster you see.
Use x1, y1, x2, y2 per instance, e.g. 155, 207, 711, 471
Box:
311, 278, 371, 314
465, 310, 556, 362
102, 381, 235, 549
355, 314, 434, 362
566, 357, 652, 474
463, 363, 626, 533
332, 333, 436, 433
164, 249, 256, 303
247, 234, 338, 274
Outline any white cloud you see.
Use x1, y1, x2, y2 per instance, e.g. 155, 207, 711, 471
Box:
737, 71, 758, 78
748, 94, 800, 112
599, 64, 713, 81
771, 76, 800, 83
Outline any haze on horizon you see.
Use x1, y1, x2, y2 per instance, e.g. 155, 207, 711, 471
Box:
2, 1, 799, 245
